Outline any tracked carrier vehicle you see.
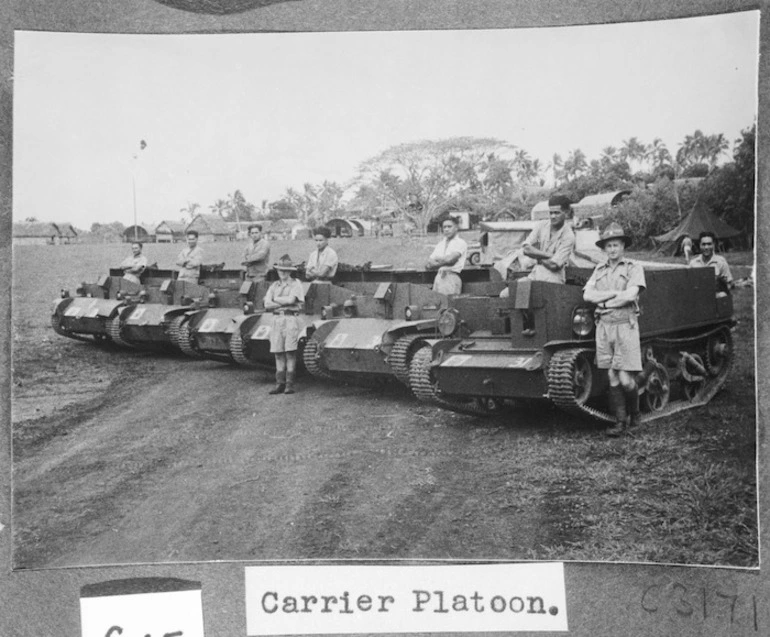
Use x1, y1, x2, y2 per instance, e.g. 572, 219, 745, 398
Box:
192, 278, 356, 366
51, 266, 250, 353
109, 266, 250, 354
302, 267, 497, 384
409, 265, 734, 422
51, 268, 149, 345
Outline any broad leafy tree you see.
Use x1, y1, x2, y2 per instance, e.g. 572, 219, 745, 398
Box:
352, 137, 532, 232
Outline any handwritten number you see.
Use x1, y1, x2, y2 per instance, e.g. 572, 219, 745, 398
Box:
715, 591, 738, 623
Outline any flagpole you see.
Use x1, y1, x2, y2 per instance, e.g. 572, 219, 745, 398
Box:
132, 140, 146, 242
132, 169, 138, 241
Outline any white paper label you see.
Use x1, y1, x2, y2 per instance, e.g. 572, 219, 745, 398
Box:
245, 563, 567, 635
80, 589, 205, 637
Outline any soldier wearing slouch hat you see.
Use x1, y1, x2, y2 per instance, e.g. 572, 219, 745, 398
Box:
263, 255, 305, 395
583, 223, 646, 437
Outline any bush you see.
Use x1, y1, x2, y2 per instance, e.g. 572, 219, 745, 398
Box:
604, 180, 698, 248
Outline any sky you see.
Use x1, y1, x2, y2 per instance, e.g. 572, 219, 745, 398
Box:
12, 11, 759, 230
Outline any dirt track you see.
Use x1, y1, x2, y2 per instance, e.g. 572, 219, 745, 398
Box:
13, 342, 574, 568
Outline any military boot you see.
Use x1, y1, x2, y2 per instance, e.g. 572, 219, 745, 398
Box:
605, 385, 627, 437
625, 381, 641, 429
269, 371, 286, 395
284, 371, 296, 395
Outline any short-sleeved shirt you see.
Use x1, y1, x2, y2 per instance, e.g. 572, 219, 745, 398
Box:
264, 278, 305, 313
307, 247, 339, 280
176, 246, 204, 282
429, 235, 468, 275
585, 257, 647, 372
523, 221, 576, 283
243, 238, 271, 280
689, 254, 733, 286
585, 257, 646, 322
120, 253, 147, 285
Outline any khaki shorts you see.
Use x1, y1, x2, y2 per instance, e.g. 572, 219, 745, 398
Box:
269, 314, 300, 353
595, 319, 642, 372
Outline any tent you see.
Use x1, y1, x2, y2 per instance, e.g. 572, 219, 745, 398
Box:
652, 205, 741, 255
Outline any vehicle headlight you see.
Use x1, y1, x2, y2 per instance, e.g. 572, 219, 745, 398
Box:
405, 305, 421, 320
438, 308, 459, 337
342, 300, 357, 318
572, 307, 594, 337
243, 302, 255, 314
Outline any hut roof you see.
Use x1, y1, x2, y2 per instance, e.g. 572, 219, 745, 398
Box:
53, 222, 78, 237
189, 214, 232, 235
12, 222, 60, 238
155, 220, 187, 234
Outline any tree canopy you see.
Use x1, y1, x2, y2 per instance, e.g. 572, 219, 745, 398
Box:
351, 137, 541, 231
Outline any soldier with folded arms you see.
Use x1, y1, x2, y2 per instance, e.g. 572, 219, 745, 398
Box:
120, 241, 148, 285
583, 223, 646, 437
176, 230, 204, 282
263, 255, 305, 395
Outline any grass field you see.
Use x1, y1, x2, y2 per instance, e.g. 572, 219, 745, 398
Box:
11, 237, 758, 566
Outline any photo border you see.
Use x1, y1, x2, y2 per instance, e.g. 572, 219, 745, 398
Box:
0, 1, 766, 635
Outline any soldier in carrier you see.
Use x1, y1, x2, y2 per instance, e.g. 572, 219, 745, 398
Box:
426, 216, 467, 295
176, 230, 204, 282
120, 241, 148, 285
689, 231, 734, 295
500, 194, 575, 335
583, 223, 646, 437
242, 223, 271, 282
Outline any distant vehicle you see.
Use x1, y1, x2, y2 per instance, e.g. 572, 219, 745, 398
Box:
470, 220, 538, 267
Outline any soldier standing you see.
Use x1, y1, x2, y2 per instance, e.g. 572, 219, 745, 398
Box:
176, 230, 204, 282
583, 223, 646, 437
263, 255, 305, 395
426, 216, 467, 295
242, 223, 271, 282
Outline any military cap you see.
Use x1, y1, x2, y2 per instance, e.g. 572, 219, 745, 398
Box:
273, 254, 298, 271
596, 222, 632, 248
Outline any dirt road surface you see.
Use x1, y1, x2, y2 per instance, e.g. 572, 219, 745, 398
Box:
14, 342, 575, 568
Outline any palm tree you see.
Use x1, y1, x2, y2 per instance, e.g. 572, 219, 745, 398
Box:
549, 153, 564, 185
210, 198, 230, 220
180, 201, 200, 223
621, 137, 647, 173
563, 148, 587, 180
704, 133, 729, 169
648, 138, 672, 172
600, 146, 619, 164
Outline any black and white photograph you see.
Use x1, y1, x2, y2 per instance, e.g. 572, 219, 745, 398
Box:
8, 11, 759, 576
